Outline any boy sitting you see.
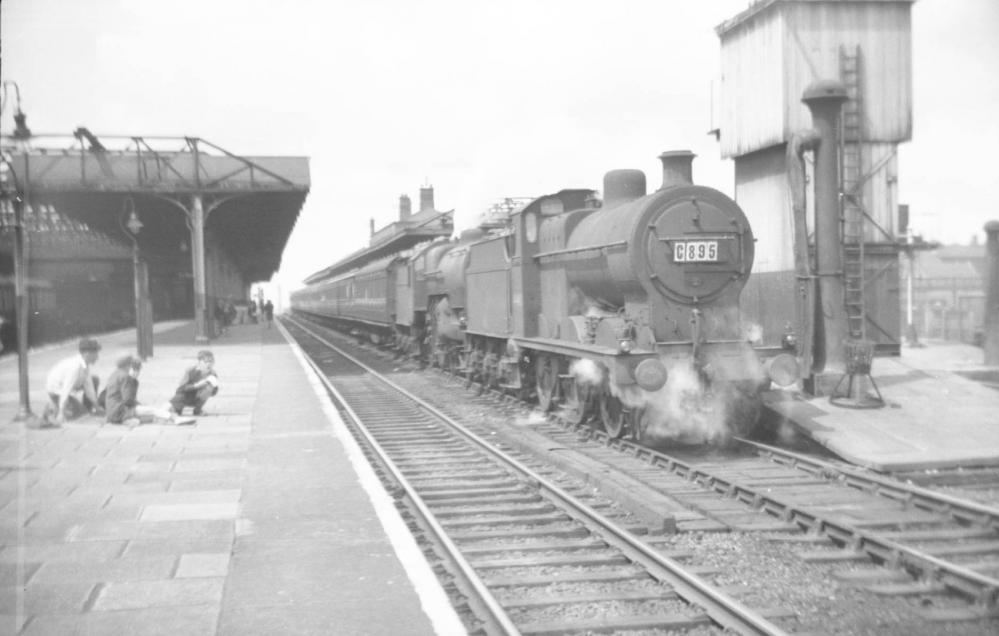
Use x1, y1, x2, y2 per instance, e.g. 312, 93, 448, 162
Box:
104, 355, 195, 426
170, 350, 219, 416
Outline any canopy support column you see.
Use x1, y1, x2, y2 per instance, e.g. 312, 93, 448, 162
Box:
190, 193, 209, 343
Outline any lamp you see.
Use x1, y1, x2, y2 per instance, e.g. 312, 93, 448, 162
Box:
126, 207, 143, 235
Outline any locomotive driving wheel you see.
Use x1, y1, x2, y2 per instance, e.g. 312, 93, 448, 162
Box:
536, 355, 557, 412
599, 391, 628, 439
563, 377, 596, 427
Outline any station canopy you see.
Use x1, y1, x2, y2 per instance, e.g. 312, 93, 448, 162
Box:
2, 134, 310, 282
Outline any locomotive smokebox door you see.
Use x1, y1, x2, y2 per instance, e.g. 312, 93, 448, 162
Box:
643, 192, 754, 305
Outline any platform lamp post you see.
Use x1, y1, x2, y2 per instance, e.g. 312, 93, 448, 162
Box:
120, 197, 152, 360
1, 81, 40, 424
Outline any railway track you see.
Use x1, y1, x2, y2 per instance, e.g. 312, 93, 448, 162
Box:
459, 382, 999, 622
285, 317, 787, 635
489, 393, 999, 621
286, 315, 999, 631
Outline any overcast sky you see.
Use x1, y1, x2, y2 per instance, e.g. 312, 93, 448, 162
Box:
3, 0, 997, 294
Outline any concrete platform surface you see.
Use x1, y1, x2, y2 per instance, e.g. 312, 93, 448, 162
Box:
0, 320, 463, 635
765, 341, 999, 471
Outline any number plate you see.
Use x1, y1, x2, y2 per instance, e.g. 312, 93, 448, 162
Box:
673, 240, 719, 263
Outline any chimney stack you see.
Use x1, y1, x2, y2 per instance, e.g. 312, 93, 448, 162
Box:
658, 150, 695, 188
419, 185, 435, 213
399, 194, 412, 220
369, 218, 375, 237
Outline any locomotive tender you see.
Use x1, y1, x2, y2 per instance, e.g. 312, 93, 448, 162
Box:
292, 151, 797, 443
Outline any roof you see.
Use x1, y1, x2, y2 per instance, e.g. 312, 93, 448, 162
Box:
715, 0, 915, 36
303, 208, 453, 285
1, 137, 310, 283
914, 250, 981, 280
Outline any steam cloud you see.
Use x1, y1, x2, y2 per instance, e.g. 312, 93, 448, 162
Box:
569, 356, 761, 445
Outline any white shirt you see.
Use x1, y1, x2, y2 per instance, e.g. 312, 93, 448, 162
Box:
45, 354, 95, 404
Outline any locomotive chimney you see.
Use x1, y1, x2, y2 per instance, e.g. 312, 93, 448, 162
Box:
419, 185, 435, 212
369, 218, 375, 237
802, 79, 849, 375
399, 194, 412, 220
658, 150, 695, 188
603, 169, 646, 207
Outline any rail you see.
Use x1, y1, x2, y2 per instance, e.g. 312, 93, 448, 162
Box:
287, 315, 787, 635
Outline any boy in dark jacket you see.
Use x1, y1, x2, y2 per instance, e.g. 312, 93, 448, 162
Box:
105, 355, 194, 426
170, 350, 219, 416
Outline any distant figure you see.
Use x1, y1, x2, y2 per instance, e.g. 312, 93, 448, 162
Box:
214, 300, 228, 336
104, 355, 195, 426
170, 350, 219, 416
263, 300, 274, 329
247, 301, 258, 324
43, 337, 103, 426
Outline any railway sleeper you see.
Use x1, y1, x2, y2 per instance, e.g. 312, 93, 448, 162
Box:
430, 503, 556, 517
423, 494, 542, 506
417, 481, 526, 494
483, 569, 647, 587
918, 605, 999, 623
515, 612, 711, 636
458, 538, 609, 555
499, 588, 680, 609
864, 580, 949, 596
437, 512, 572, 528
470, 552, 630, 569
449, 526, 590, 541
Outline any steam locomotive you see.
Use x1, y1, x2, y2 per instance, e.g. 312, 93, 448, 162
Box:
291, 151, 798, 443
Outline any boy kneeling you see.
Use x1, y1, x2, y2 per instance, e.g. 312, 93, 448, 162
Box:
170, 350, 219, 416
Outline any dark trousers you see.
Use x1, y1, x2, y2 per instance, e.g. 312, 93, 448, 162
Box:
170, 385, 215, 414
46, 376, 100, 420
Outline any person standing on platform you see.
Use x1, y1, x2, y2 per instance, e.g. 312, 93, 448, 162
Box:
42, 337, 103, 426
104, 355, 195, 426
169, 350, 219, 416
263, 300, 274, 329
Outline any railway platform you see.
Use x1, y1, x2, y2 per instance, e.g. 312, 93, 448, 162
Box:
0, 320, 463, 635
764, 340, 999, 472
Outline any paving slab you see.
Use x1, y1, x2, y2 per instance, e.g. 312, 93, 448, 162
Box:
93, 577, 225, 611
176, 553, 229, 578
21, 604, 220, 636
29, 556, 176, 584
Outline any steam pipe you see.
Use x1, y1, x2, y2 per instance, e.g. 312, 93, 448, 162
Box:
787, 130, 821, 374
802, 80, 849, 374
